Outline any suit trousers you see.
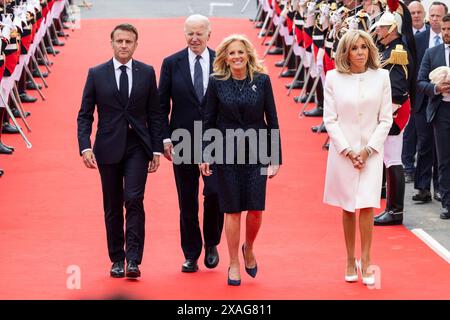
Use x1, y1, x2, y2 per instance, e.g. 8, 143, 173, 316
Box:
173, 163, 223, 260
402, 113, 417, 174
433, 102, 450, 208
414, 106, 439, 192
98, 129, 150, 264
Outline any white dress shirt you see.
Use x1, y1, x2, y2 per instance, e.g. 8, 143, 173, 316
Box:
163, 48, 210, 145
429, 29, 443, 48
113, 57, 133, 96
412, 25, 427, 35
188, 47, 210, 96
443, 44, 450, 102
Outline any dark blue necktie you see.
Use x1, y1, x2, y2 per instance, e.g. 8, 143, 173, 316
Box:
194, 55, 204, 101
119, 65, 129, 105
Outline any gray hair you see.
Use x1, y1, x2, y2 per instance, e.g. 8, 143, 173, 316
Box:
184, 14, 211, 32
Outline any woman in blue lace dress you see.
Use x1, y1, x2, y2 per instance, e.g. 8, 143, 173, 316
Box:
200, 34, 282, 286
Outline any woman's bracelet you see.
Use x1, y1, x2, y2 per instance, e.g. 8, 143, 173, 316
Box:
364, 146, 373, 157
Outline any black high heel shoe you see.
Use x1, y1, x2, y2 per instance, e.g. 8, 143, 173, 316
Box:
227, 267, 241, 286
242, 244, 258, 278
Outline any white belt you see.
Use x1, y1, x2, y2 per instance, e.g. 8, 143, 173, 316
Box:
5, 43, 18, 50
294, 19, 304, 25
312, 35, 324, 40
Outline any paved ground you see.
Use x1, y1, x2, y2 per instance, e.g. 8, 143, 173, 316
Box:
73, 0, 450, 253
77, 0, 257, 19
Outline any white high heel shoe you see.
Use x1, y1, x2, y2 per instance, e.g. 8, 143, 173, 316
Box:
357, 260, 375, 286
345, 259, 358, 283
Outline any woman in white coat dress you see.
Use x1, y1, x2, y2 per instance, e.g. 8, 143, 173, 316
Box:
323, 30, 393, 285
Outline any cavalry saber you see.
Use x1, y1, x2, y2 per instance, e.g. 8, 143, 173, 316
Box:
258, 11, 271, 38
11, 85, 32, 132
278, 43, 294, 78
263, 23, 281, 58
295, 66, 311, 103
0, 99, 32, 149
287, 58, 304, 96
299, 74, 321, 117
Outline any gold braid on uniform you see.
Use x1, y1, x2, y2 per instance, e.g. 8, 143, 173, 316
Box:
381, 44, 409, 80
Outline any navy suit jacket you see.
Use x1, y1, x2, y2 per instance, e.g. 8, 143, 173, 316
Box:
417, 43, 447, 123
414, 27, 431, 112
77, 59, 163, 164
159, 47, 215, 140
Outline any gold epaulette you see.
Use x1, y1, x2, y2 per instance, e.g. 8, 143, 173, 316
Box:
382, 44, 409, 80
387, 44, 409, 66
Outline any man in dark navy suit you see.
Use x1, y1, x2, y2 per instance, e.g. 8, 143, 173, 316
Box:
159, 15, 223, 273
417, 14, 450, 219
77, 24, 163, 278
401, 0, 428, 183
411, 1, 447, 204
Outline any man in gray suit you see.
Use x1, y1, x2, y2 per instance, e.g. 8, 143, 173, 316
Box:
417, 14, 450, 219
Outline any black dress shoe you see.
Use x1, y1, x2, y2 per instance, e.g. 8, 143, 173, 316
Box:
26, 81, 43, 90
374, 211, 403, 226
280, 69, 296, 78
404, 172, 414, 183
0, 143, 13, 155
46, 47, 60, 55
19, 93, 37, 103
37, 58, 53, 66
204, 246, 219, 269
434, 191, 442, 202
440, 207, 450, 220
311, 124, 326, 133
260, 30, 274, 37
57, 31, 67, 37
294, 94, 315, 103
2, 123, 19, 134
285, 80, 303, 89
303, 106, 324, 117
255, 22, 264, 29
12, 108, 31, 118
110, 261, 125, 278
52, 39, 65, 46
32, 70, 49, 78
412, 189, 432, 202
181, 259, 198, 273
274, 60, 285, 67
126, 260, 141, 278
267, 47, 283, 55
0, 169, 3, 177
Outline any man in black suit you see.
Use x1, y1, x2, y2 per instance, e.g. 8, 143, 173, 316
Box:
159, 15, 223, 273
401, 0, 428, 183
77, 24, 163, 278
411, 2, 447, 204
417, 14, 450, 219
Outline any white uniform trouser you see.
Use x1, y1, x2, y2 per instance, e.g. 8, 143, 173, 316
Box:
383, 132, 404, 168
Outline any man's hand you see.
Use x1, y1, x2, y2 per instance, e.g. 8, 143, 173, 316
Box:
148, 155, 160, 173
268, 164, 280, 179
82, 150, 97, 169
163, 142, 173, 161
199, 163, 212, 176
436, 80, 450, 94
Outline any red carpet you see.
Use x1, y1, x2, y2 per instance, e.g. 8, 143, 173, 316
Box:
0, 18, 449, 299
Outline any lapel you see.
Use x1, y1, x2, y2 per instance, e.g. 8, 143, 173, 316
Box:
177, 48, 198, 102
128, 60, 140, 108
436, 44, 446, 67
107, 59, 125, 107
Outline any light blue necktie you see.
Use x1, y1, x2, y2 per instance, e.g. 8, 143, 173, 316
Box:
434, 35, 441, 47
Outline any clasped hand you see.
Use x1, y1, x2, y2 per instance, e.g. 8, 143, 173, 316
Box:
348, 149, 369, 170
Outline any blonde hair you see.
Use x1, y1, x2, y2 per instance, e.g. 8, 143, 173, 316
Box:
335, 30, 380, 74
213, 34, 267, 81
